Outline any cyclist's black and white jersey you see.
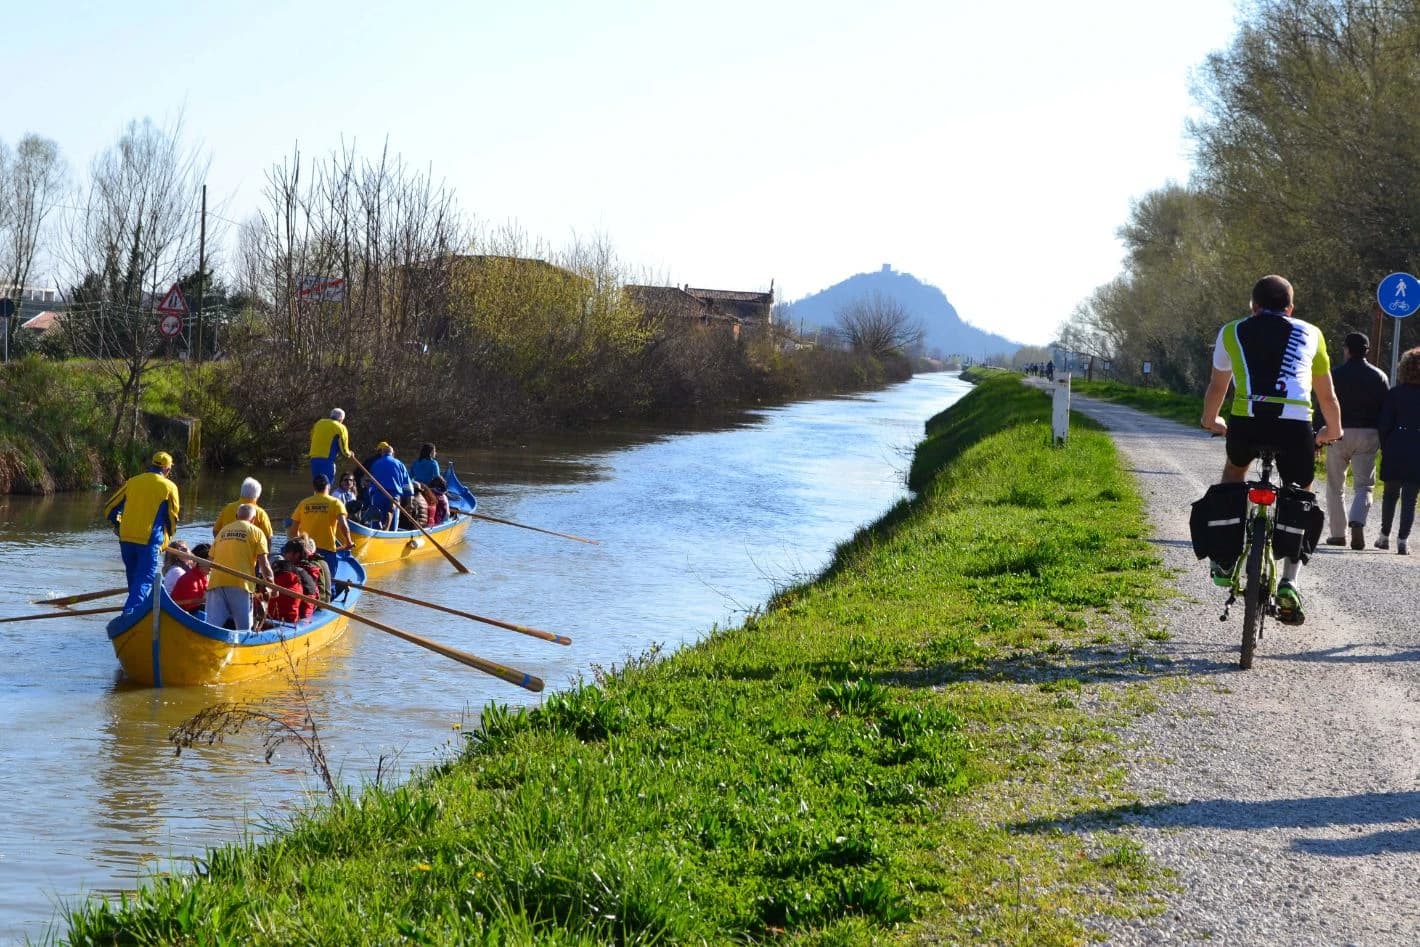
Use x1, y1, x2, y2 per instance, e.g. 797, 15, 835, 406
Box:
1212, 310, 1331, 422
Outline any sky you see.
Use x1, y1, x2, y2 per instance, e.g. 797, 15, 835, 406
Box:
4, 0, 1243, 346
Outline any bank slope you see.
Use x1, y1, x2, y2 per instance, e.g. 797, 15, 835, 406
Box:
65, 373, 1170, 945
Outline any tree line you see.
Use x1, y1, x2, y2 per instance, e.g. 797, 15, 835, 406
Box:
1057, 0, 1420, 393
0, 121, 926, 485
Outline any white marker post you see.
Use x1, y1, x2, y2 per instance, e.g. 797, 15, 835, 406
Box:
1051, 372, 1071, 446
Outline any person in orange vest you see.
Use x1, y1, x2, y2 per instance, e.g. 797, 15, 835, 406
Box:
103, 451, 180, 612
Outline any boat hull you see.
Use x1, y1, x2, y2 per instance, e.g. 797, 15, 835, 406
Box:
348, 515, 472, 567
106, 558, 366, 687
347, 461, 477, 568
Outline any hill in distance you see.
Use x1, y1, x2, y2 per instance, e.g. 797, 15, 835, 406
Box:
782, 265, 1021, 359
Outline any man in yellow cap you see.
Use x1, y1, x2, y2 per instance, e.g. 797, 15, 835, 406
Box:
103, 451, 181, 612
367, 441, 414, 530
309, 408, 353, 483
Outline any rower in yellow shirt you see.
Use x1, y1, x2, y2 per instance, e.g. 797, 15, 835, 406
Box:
103, 451, 180, 612
309, 409, 353, 483
212, 477, 274, 541
288, 474, 354, 572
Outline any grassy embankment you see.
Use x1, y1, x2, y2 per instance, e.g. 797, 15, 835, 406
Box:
64, 372, 1172, 945
1068, 378, 1205, 427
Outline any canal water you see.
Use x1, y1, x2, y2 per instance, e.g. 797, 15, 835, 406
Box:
0, 371, 969, 942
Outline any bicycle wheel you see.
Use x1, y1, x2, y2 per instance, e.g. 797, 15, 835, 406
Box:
1239, 513, 1268, 669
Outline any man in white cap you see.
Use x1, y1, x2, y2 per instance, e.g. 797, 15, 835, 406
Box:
308, 408, 352, 483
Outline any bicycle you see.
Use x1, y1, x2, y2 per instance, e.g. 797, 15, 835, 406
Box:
1218, 446, 1282, 669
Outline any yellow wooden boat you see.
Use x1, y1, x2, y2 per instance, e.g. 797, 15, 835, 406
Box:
347, 463, 477, 568
105, 557, 365, 687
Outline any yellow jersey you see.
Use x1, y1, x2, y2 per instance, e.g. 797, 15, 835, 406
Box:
209, 520, 270, 592
309, 418, 351, 463
103, 469, 180, 545
289, 493, 349, 552
213, 500, 274, 540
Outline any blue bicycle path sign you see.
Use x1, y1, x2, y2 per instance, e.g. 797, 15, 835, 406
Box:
1377, 272, 1419, 318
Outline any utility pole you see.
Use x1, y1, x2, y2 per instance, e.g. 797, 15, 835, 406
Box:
195, 184, 206, 363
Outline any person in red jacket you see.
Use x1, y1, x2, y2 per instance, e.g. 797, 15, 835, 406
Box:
268, 557, 317, 623
169, 543, 211, 614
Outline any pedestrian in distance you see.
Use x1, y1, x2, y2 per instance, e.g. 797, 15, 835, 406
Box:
1375, 346, 1420, 555
1322, 331, 1389, 549
309, 408, 353, 484
103, 451, 181, 613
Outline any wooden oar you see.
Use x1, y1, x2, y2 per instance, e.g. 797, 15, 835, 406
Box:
351, 455, 471, 574
35, 586, 128, 607
462, 510, 600, 545
187, 553, 542, 692
338, 576, 572, 646
1, 604, 125, 623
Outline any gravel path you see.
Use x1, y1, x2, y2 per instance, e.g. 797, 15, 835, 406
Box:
1064, 393, 1420, 946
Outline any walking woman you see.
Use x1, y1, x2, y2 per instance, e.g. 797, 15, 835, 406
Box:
1376, 346, 1420, 555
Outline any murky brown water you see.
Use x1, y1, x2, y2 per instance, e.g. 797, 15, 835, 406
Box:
0, 372, 969, 942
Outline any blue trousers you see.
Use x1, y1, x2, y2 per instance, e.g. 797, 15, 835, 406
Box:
310, 457, 337, 484
119, 541, 161, 612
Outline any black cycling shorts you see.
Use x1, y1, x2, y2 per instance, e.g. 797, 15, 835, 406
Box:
1225, 416, 1316, 487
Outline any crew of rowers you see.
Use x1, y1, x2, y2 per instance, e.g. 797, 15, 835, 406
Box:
101, 407, 459, 634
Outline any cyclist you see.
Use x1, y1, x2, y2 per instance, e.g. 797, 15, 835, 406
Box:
1200, 274, 1343, 625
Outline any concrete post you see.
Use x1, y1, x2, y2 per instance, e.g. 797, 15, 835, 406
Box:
1052, 373, 1071, 446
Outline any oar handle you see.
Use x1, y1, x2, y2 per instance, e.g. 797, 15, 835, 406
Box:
188, 554, 543, 692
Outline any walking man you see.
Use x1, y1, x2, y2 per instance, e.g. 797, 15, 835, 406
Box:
309, 408, 352, 484
1323, 332, 1389, 549
103, 451, 181, 612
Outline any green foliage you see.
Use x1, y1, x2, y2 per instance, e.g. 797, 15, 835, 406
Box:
1059, 1, 1420, 395
63, 374, 1169, 944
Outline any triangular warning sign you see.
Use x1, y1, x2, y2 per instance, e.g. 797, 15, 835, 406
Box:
156, 283, 188, 315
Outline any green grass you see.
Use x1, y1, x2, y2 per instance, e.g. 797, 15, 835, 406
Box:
1069, 379, 1206, 427
62, 373, 1171, 945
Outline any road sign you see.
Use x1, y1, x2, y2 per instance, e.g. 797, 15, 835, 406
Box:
1376, 272, 1418, 318
156, 283, 189, 316
158, 312, 183, 338
298, 275, 346, 302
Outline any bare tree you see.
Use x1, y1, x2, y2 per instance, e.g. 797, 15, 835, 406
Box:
59, 117, 210, 447
832, 291, 924, 360
0, 134, 66, 360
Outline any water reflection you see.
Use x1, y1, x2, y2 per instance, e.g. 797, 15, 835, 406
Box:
0, 372, 969, 941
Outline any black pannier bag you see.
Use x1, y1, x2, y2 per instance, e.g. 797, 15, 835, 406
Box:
1272, 485, 1324, 563
1189, 482, 1249, 571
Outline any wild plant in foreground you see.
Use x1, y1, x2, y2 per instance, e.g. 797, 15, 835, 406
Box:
169, 646, 337, 802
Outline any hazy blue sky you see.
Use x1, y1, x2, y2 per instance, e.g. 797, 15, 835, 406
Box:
4, 0, 1242, 345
